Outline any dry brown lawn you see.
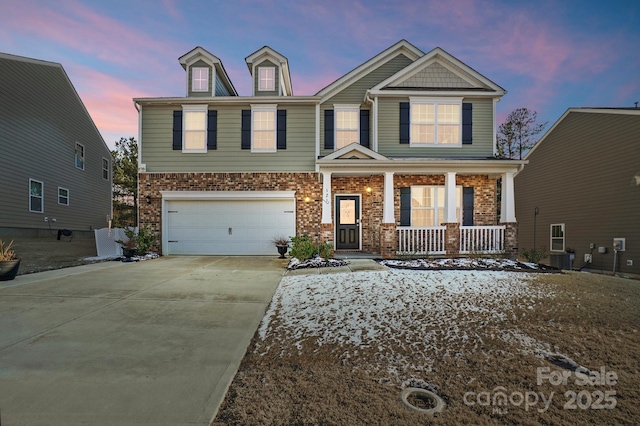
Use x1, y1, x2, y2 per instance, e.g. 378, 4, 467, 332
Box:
213, 270, 640, 426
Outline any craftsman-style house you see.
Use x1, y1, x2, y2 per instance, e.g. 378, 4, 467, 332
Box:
134, 40, 524, 257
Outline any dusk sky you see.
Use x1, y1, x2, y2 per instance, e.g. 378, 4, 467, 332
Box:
1, 0, 639, 149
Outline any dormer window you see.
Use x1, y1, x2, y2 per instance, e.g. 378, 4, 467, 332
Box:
192, 67, 209, 92
258, 67, 275, 91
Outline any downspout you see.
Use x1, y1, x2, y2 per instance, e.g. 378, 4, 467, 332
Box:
364, 90, 376, 151
133, 100, 142, 228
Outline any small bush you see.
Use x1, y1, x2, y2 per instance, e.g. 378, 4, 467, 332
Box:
289, 235, 333, 261
521, 247, 548, 264
118, 225, 157, 255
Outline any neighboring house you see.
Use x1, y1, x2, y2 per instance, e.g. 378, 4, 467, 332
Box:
515, 108, 640, 275
0, 53, 113, 237
135, 40, 525, 257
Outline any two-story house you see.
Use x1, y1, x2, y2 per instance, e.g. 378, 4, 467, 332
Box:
134, 40, 524, 257
0, 53, 113, 238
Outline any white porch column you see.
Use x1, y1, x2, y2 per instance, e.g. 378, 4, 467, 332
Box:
500, 172, 517, 223
444, 172, 457, 223
321, 171, 332, 224
383, 171, 395, 223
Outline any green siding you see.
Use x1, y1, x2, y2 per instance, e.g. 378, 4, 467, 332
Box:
254, 59, 280, 96
320, 54, 413, 155
188, 60, 212, 97
0, 55, 112, 232
141, 104, 316, 172
376, 97, 494, 158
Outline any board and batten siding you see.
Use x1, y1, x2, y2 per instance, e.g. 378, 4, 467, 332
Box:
319, 53, 414, 157
376, 97, 494, 158
141, 103, 316, 172
515, 111, 640, 275
0, 55, 112, 232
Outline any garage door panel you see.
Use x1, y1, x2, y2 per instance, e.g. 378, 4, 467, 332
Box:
165, 199, 295, 255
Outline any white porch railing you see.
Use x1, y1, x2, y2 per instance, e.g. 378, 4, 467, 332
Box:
397, 226, 446, 255
459, 225, 505, 254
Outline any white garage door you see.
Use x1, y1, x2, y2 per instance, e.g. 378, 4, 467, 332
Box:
165, 198, 295, 255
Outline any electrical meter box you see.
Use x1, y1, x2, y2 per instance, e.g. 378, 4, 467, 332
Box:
613, 238, 626, 251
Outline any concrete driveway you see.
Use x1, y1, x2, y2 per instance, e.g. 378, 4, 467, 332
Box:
0, 256, 285, 425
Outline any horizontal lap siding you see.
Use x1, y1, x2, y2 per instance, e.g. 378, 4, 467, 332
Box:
515, 112, 640, 275
377, 97, 494, 158
319, 54, 413, 157
141, 104, 316, 172
0, 57, 112, 231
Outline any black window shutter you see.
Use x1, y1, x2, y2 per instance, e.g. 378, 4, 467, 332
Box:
463, 187, 474, 226
172, 110, 182, 150
277, 110, 286, 150
241, 110, 251, 150
207, 110, 217, 150
462, 103, 472, 145
399, 102, 410, 144
360, 109, 370, 148
400, 187, 412, 226
324, 109, 334, 150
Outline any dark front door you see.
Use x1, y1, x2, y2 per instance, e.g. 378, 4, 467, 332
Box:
335, 196, 360, 250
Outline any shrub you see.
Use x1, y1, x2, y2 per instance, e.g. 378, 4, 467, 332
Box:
118, 225, 157, 255
0, 239, 17, 261
318, 241, 333, 260
289, 235, 317, 261
521, 247, 548, 264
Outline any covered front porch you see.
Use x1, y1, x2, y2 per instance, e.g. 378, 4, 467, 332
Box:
315, 144, 524, 258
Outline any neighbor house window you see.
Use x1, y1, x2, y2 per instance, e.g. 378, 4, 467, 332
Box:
411, 186, 461, 226
410, 98, 461, 145
58, 187, 69, 206
550, 224, 565, 252
192, 67, 209, 92
258, 67, 275, 91
251, 104, 276, 152
102, 158, 109, 180
29, 179, 43, 213
335, 105, 359, 150
182, 105, 207, 152
75, 142, 85, 170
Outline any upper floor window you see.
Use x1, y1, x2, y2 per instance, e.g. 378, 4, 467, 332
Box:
29, 179, 43, 213
335, 105, 360, 150
75, 142, 85, 170
102, 158, 109, 180
182, 105, 207, 153
192, 67, 209, 92
411, 186, 461, 226
410, 98, 461, 146
550, 224, 565, 252
258, 67, 275, 91
58, 187, 69, 206
252, 105, 276, 152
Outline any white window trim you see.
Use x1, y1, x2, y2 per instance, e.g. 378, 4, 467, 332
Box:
102, 158, 109, 180
182, 104, 208, 153
251, 104, 277, 153
58, 187, 69, 206
409, 97, 463, 148
29, 178, 44, 213
192, 67, 209, 92
258, 67, 275, 91
75, 142, 85, 170
334, 104, 360, 150
411, 185, 462, 226
550, 223, 565, 252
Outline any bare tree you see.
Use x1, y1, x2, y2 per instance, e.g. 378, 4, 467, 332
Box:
497, 108, 547, 159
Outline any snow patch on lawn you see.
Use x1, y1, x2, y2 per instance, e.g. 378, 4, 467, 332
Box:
257, 269, 553, 383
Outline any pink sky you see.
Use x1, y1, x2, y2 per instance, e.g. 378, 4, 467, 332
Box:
0, 0, 638, 148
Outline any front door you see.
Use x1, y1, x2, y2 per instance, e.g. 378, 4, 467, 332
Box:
335, 195, 360, 250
